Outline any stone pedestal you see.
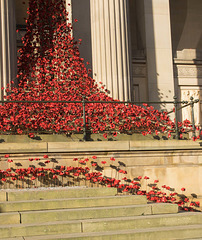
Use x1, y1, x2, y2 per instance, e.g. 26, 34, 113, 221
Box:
0, 0, 17, 100
144, 0, 175, 108
90, 0, 132, 101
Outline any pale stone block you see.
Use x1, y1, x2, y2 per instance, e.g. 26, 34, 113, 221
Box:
178, 78, 201, 86
144, 0, 175, 108
170, 156, 180, 164
48, 141, 130, 152
7, 188, 117, 201
0, 238, 24, 240
149, 48, 173, 75
199, 166, 202, 195
152, 203, 178, 214
126, 157, 164, 166
20, 205, 152, 224
164, 156, 176, 165
0, 195, 146, 213
83, 212, 202, 233
147, 49, 173, 76
0, 143, 47, 153
0, 221, 81, 238
0, 160, 8, 170
148, 166, 200, 195
0, 212, 20, 225
144, 0, 170, 15
145, 15, 172, 49
130, 140, 200, 150
181, 155, 198, 164
126, 163, 202, 195
0, 191, 6, 201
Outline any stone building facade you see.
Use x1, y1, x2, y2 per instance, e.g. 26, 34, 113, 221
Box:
0, 0, 202, 125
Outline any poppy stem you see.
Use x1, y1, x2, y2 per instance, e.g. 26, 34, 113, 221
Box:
9, 176, 10, 189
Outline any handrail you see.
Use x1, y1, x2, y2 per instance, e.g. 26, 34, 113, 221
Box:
0, 96, 199, 141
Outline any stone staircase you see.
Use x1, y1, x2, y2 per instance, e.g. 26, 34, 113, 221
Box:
0, 188, 202, 240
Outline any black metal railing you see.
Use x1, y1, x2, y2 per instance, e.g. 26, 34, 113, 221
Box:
0, 96, 199, 141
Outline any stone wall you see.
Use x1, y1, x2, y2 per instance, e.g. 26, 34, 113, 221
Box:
0, 140, 201, 195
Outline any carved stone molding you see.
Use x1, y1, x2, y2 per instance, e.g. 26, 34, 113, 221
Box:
180, 88, 201, 125
132, 64, 146, 78
174, 65, 202, 78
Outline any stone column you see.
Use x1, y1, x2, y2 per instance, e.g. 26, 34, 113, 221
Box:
0, 0, 17, 99
90, 0, 132, 101
66, 0, 72, 25
144, 0, 175, 108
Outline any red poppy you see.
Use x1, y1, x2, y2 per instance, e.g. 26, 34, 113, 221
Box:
103, 133, 107, 139
113, 132, 117, 137
29, 133, 35, 138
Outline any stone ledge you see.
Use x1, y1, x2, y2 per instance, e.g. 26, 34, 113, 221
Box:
48, 141, 130, 152
0, 143, 47, 153
130, 140, 202, 151
0, 140, 200, 154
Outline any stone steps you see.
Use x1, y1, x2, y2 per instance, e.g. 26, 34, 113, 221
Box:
0, 187, 117, 201
0, 213, 202, 239
0, 188, 201, 239
0, 195, 146, 212
4, 225, 202, 240
16, 203, 178, 224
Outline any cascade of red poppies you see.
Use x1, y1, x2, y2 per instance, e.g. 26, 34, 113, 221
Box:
0, 0, 196, 138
